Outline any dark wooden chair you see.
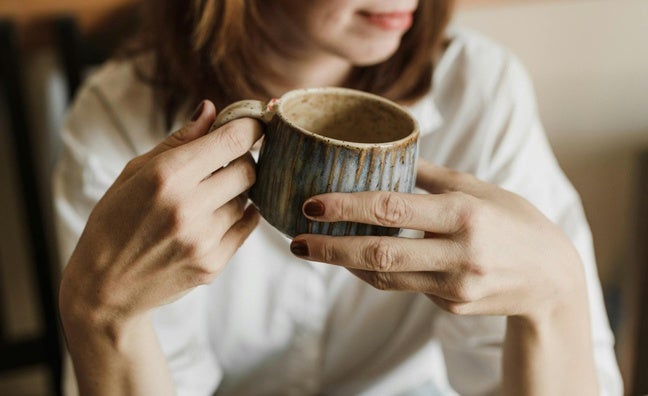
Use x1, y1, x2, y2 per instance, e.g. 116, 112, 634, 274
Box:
54, 5, 138, 101
632, 149, 648, 395
0, 7, 137, 394
0, 19, 63, 396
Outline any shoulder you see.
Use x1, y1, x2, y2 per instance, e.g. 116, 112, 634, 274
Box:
84, 57, 144, 93
83, 54, 162, 117
444, 27, 513, 68
434, 27, 534, 106
421, 27, 546, 180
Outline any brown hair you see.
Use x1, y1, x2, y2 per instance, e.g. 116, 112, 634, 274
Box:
126, 0, 455, 126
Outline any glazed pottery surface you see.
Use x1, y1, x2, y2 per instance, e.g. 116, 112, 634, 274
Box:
213, 87, 419, 237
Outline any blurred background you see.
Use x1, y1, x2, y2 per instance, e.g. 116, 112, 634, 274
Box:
0, 0, 646, 395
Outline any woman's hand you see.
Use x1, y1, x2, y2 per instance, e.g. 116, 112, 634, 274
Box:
289, 159, 584, 321
289, 159, 598, 394
59, 100, 261, 395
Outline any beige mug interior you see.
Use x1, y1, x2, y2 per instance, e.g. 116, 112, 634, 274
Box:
279, 90, 415, 144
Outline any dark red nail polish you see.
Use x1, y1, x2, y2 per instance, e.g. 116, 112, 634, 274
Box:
303, 200, 325, 217
290, 240, 309, 257
190, 101, 205, 121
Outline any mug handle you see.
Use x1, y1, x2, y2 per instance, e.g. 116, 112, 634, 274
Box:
211, 99, 276, 130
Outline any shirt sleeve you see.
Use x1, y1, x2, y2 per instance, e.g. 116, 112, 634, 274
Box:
433, 48, 623, 396
53, 70, 223, 396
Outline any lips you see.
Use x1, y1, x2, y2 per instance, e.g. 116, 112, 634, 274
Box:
358, 10, 414, 31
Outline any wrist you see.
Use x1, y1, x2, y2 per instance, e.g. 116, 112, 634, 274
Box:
509, 271, 590, 338
60, 289, 169, 396
521, 239, 590, 324
504, 272, 598, 395
59, 272, 150, 353
512, 291, 589, 335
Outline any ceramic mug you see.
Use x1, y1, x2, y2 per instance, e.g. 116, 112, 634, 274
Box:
212, 87, 419, 237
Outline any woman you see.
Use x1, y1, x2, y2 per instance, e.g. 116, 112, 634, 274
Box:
55, 0, 622, 395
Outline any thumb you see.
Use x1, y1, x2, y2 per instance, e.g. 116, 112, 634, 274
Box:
417, 158, 484, 196
416, 158, 458, 194
148, 100, 217, 158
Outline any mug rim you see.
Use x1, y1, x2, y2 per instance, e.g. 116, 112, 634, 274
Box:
273, 87, 420, 148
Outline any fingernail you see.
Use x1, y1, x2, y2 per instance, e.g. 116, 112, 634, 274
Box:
190, 101, 205, 121
303, 200, 325, 217
290, 240, 309, 257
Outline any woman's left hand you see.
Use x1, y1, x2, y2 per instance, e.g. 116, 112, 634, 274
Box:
289, 159, 587, 323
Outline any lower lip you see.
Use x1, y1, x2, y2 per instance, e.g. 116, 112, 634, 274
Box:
359, 11, 414, 31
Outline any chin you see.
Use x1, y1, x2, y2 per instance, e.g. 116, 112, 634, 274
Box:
347, 39, 402, 66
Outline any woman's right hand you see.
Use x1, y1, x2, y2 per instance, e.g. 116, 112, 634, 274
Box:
59, 99, 262, 342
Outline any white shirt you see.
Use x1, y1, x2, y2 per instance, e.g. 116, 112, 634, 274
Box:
54, 28, 623, 396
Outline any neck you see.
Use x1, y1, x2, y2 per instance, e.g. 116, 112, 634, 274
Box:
262, 51, 353, 97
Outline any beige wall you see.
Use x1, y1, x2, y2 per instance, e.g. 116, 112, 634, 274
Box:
456, 0, 648, 279
456, 0, 648, 389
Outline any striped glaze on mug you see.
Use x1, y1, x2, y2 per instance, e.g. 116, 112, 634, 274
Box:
213, 87, 419, 238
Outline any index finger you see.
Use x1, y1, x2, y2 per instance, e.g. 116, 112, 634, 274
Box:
289, 234, 458, 273
162, 118, 264, 182
303, 191, 473, 234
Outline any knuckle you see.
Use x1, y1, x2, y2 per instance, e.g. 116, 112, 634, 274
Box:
368, 271, 393, 291
460, 244, 488, 278
169, 234, 191, 256
373, 193, 411, 226
448, 191, 478, 231
124, 155, 146, 174
186, 240, 211, 261
169, 127, 189, 144
237, 157, 257, 186
428, 294, 472, 315
192, 261, 222, 285
194, 273, 216, 286
338, 197, 354, 220
466, 258, 486, 277
232, 194, 247, 213
166, 204, 191, 235
449, 279, 476, 303
146, 157, 176, 195
168, 221, 210, 261
94, 281, 120, 309
366, 238, 398, 272
321, 241, 339, 264
220, 123, 249, 156
448, 169, 475, 189
444, 301, 471, 315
